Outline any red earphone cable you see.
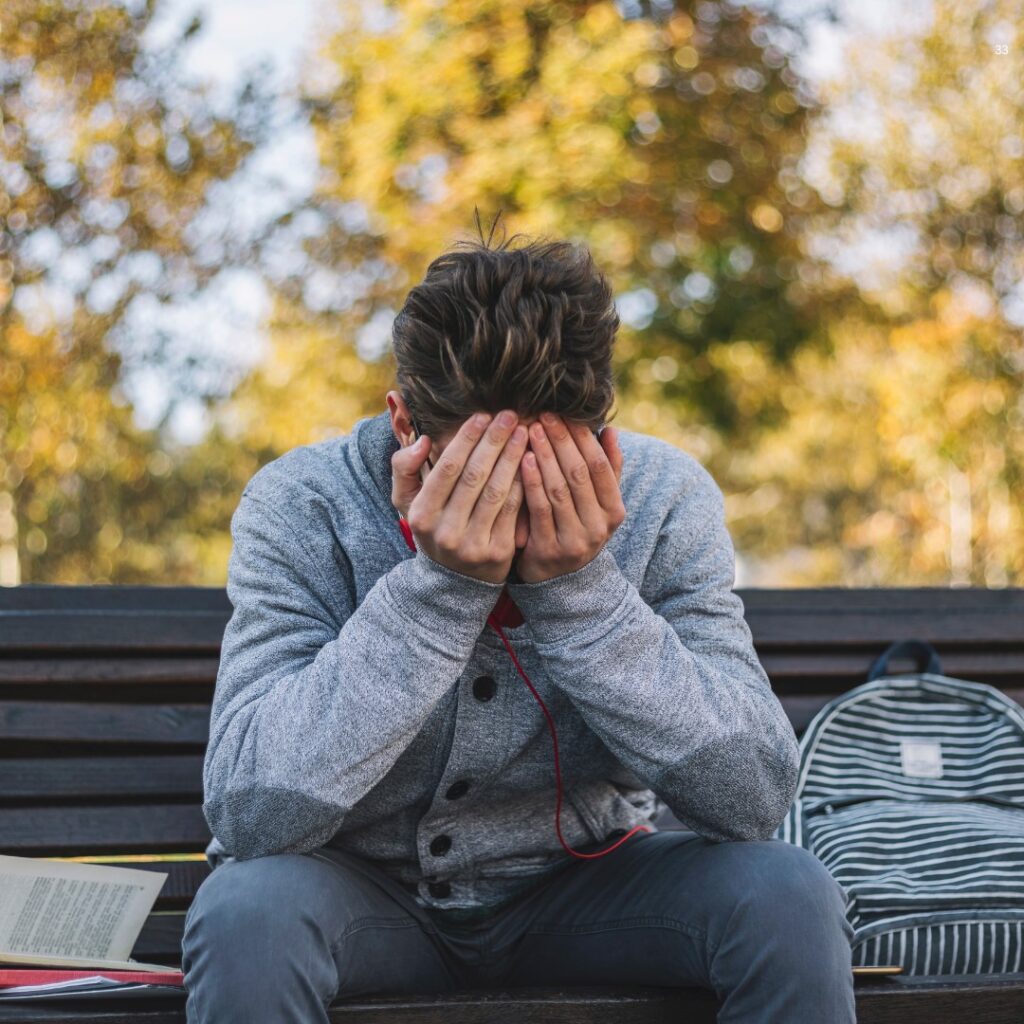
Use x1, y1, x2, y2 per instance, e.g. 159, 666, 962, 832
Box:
398, 516, 651, 859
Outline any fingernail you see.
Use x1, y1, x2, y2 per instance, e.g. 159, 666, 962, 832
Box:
473, 413, 490, 428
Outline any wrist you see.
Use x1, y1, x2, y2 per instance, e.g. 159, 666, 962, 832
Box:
505, 547, 631, 644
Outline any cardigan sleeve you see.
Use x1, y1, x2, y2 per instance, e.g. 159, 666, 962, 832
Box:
202, 485, 504, 861
504, 454, 799, 843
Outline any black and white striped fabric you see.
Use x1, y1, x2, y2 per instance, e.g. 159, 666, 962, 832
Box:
776, 640, 1024, 976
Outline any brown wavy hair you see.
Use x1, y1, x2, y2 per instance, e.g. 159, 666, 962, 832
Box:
392, 210, 620, 442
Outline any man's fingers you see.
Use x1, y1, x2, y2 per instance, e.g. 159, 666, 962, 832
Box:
528, 419, 578, 534
391, 434, 432, 514
417, 412, 493, 521
493, 469, 525, 548
468, 421, 529, 537
520, 450, 556, 543
514, 477, 530, 549
570, 420, 622, 518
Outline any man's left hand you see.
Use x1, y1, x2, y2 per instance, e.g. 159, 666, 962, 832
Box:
512, 413, 626, 584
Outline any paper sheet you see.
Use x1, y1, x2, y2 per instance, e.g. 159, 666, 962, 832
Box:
0, 855, 173, 972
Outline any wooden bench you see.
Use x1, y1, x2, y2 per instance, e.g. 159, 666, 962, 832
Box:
1, 583, 1023, 1023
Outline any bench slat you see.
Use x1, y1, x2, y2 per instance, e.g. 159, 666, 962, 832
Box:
0, 584, 229, 653
0, 703, 209, 745
3, 585, 1022, 653
746, 614, 1024, 646
0, 806, 210, 853
0, 977, 1019, 1023
740, 585, 1024, 612
1, 647, 1020, 690
0, 757, 202, 799
759, 650, 1024, 684
0, 659, 218, 686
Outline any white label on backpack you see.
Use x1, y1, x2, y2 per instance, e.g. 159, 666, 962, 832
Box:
900, 739, 944, 778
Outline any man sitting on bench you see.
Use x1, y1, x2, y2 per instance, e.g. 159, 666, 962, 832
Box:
181, 229, 856, 1023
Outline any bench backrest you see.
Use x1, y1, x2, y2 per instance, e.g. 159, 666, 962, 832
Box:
1, 584, 1022, 964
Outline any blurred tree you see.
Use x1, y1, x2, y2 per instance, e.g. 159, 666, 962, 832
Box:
1, 0, 268, 583
9, 0, 1019, 589
718, 0, 1023, 585
214, 0, 843, 462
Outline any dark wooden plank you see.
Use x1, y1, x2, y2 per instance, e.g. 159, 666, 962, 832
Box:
0, 703, 209, 745
741, 590, 1024, 647
759, 650, 1024, 683
324, 987, 718, 1023
0, 659, 218, 686
0, 587, 230, 653
746, 615, 1024, 646
2, 978, 1017, 1024
0, 805, 210, 854
0, 978, 1019, 1024
133, 911, 190, 958
0, 613, 226, 652
318, 977, 1024, 1023
739, 586, 1024, 613
4, 647, 1021, 687
0, 1003, 187, 1023
0, 757, 202, 799
146, 863, 209, 906
0, 974, 1019, 1022
853, 971, 1024, 1023
6, 584, 1020, 618
3, 585, 1022, 653
0, 586, 230, 614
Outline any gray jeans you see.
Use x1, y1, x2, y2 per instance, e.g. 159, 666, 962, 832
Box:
181, 830, 856, 1023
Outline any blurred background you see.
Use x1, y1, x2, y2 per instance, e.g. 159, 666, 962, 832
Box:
2, 0, 1021, 589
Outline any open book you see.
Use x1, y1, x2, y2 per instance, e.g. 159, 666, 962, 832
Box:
0, 854, 178, 973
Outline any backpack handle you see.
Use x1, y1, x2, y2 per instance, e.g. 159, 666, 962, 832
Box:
866, 639, 943, 681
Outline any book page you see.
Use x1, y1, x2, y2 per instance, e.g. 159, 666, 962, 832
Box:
0, 855, 167, 968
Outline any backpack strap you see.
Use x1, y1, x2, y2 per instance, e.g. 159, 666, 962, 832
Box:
866, 638, 943, 681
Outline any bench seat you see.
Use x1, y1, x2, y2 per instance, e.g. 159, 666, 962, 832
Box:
1, 584, 1022, 1022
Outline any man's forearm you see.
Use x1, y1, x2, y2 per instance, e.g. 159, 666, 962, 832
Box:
204, 495, 505, 861
506, 546, 799, 842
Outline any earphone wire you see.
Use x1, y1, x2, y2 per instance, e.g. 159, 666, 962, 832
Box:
394, 424, 651, 860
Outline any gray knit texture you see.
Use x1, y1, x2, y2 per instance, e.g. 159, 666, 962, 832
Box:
201, 410, 800, 911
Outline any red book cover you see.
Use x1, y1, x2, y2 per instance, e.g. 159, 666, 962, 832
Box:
0, 968, 184, 988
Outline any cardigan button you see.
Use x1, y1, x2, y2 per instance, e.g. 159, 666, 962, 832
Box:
472, 675, 497, 701
430, 834, 452, 856
445, 780, 471, 800
428, 880, 451, 898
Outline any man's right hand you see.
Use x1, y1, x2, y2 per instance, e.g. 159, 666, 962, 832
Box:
392, 410, 529, 585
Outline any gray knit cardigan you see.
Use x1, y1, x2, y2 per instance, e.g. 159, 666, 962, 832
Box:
201, 410, 800, 911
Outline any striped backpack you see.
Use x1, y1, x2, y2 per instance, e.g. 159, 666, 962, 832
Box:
777, 639, 1024, 976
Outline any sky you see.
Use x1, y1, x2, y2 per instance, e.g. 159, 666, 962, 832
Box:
134, 0, 917, 446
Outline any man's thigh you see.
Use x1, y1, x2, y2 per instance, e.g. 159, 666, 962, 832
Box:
481, 829, 850, 992
182, 847, 465, 1005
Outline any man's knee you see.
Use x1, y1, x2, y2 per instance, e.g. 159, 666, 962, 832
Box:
721, 840, 853, 945
182, 853, 342, 972
181, 854, 346, 1023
